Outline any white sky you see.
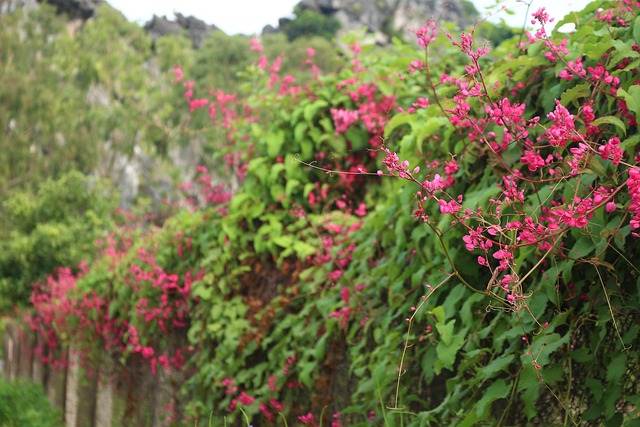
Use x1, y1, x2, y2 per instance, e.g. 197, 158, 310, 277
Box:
106, 0, 592, 35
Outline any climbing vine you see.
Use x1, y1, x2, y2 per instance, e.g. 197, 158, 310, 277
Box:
26, 1, 640, 426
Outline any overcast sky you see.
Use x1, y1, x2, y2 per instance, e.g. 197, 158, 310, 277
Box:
106, 0, 592, 35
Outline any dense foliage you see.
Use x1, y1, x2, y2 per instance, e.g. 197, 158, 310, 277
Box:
4, 0, 640, 426
0, 3, 340, 311
283, 5, 341, 42
0, 379, 65, 427
0, 171, 115, 311
0, 4, 157, 191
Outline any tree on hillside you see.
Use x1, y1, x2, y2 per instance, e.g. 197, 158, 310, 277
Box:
283, 4, 341, 41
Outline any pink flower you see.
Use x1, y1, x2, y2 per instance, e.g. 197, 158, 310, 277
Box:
414, 21, 438, 48
238, 391, 255, 405
543, 100, 575, 147
568, 143, 590, 176
259, 403, 274, 421
598, 136, 624, 165
173, 66, 183, 82
258, 54, 268, 70
408, 60, 423, 74
270, 398, 284, 412
299, 413, 316, 424
423, 174, 445, 192
330, 108, 359, 134
520, 149, 546, 172
444, 159, 459, 176
269, 56, 282, 74
438, 199, 461, 214
249, 38, 263, 52
354, 203, 367, 216
141, 346, 154, 359
531, 7, 553, 25
189, 98, 208, 113
605, 201, 617, 213
492, 248, 514, 270
627, 168, 640, 234
328, 270, 343, 281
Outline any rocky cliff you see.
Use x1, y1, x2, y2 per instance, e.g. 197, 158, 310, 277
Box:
0, 0, 218, 48
0, 0, 37, 14
41, 0, 102, 19
299, 0, 473, 42
3, 0, 474, 46
144, 13, 218, 48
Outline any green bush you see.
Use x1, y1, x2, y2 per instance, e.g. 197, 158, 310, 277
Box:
284, 8, 341, 41
0, 379, 65, 427
0, 171, 116, 310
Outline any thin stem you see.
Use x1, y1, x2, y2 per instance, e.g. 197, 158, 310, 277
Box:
593, 265, 629, 350
392, 273, 453, 410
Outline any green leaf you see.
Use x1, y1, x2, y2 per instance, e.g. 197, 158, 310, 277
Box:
266, 130, 286, 157
314, 333, 327, 360
384, 112, 413, 137
458, 409, 481, 427
607, 353, 628, 384
436, 319, 455, 345
285, 178, 301, 197
412, 116, 450, 148
293, 241, 317, 258
373, 362, 391, 387
435, 334, 464, 373
431, 306, 446, 324
303, 182, 315, 198
299, 362, 315, 388
269, 184, 285, 202
590, 115, 627, 136
475, 379, 510, 417
610, 39, 639, 65
399, 134, 416, 154
570, 348, 592, 362
344, 127, 368, 150
272, 235, 293, 248
521, 380, 542, 420
604, 384, 622, 420
301, 139, 314, 159
589, 155, 608, 179
303, 99, 328, 123
560, 84, 590, 105
571, 236, 595, 259
583, 32, 614, 60
531, 333, 570, 367
621, 134, 640, 156
478, 354, 515, 379
294, 122, 308, 144
435, 326, 466, 373
618, 86, 640, 122
192, 283, 213, 301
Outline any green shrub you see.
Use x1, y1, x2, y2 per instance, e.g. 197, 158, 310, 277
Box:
0, 379, 65, 427
284, 8, 341, 41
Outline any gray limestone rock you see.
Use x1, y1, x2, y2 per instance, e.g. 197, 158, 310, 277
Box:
144, 13, 218, 48
0, 0, 38, 15
39, 0, 103, 20
299, 0, 471, 42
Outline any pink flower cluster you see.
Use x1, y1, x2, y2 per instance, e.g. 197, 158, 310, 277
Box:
331, 108, 359, 134
414, 20, 438, 49
628, 168, 640, 236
